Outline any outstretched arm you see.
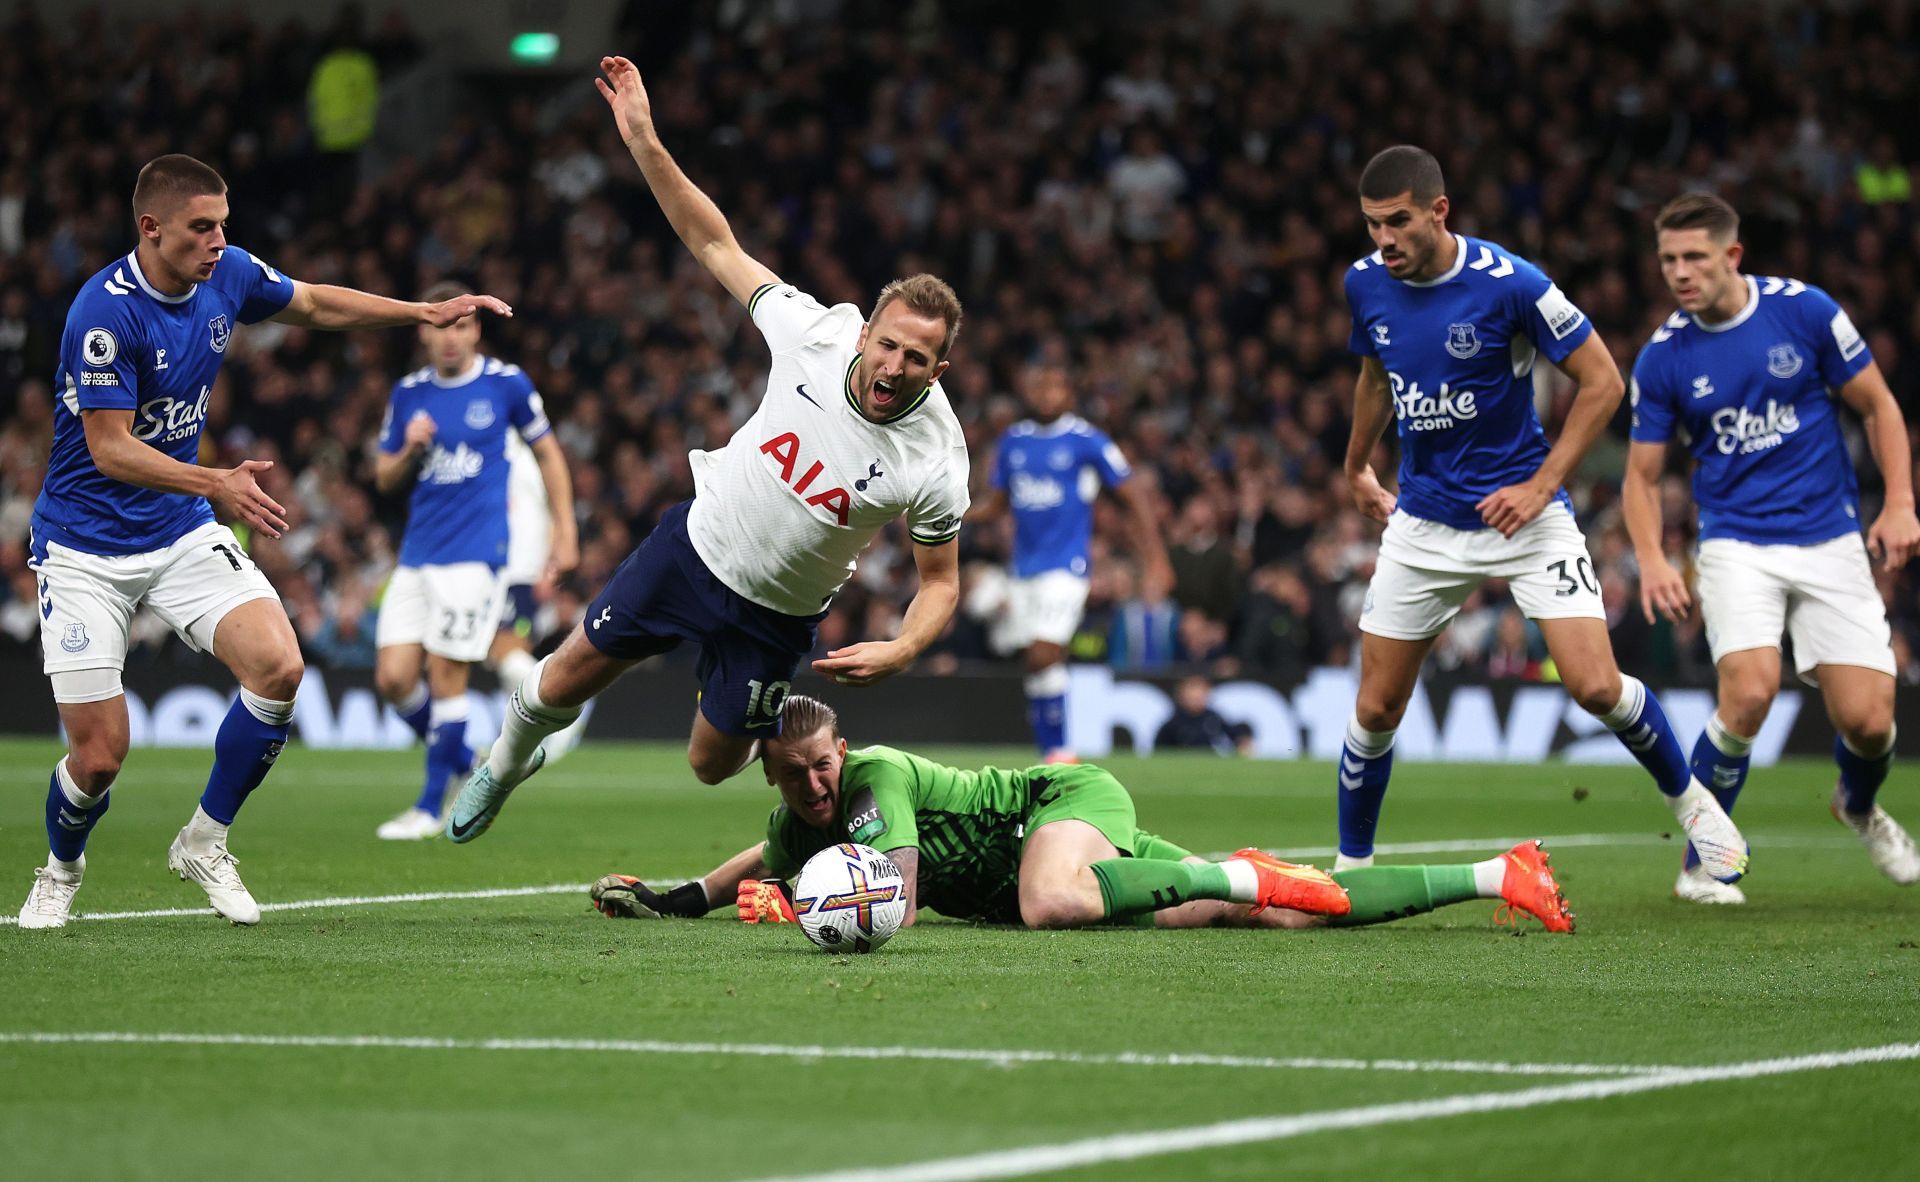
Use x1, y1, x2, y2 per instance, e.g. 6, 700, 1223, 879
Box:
596, 54, 778, 307
272, 281, 510, 331
83, 409, 288, 537
811, 538, 960, 686
529, 433, 579, 579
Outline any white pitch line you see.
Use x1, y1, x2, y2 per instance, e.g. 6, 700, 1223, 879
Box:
0, 1030, 1663, 1079
745, 1041, 1920, 1182
0, 882, 601, 927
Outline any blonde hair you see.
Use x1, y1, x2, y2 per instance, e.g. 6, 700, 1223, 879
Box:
776, 694, 841, 743
871, 274, 964, 359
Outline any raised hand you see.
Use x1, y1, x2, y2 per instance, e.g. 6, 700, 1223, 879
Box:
422, 293, 512, 327
595, 55, 654, 145
811, 640, 912, 687
210, 459, 289, 539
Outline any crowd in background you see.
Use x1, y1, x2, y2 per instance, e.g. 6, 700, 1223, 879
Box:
5, 0, 1920, 686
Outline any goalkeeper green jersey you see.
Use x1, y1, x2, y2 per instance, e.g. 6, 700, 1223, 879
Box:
762, 745, 1037, 923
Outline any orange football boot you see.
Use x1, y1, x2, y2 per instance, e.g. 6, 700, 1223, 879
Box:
1232, 848, 1352, 917
1494, 840, 1575, 934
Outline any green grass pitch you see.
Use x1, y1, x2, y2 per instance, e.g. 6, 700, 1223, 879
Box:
2, 738, 1917, 1180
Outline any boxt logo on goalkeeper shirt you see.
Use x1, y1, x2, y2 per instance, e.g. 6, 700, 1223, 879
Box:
759, 431, 856, 526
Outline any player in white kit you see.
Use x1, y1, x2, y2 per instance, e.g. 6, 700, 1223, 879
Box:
443, 56, 971, 842
1625, 192, 1920, 902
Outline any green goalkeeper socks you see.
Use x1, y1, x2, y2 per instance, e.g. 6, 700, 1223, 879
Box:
1327, 864, 1479, 927
1090, 858, 1234, 921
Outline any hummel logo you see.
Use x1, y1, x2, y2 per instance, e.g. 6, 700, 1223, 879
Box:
1338, 754, 1365, 791
1712, 766, 1742, 789
592, 606, 612, 630
1623, 722, 1656, 752
55, 807, 89, 831
795, 383, 822, 408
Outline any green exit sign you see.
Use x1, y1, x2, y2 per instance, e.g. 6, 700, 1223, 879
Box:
510, 32, 560, 63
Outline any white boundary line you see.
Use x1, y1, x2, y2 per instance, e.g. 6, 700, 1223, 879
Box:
0, 1030, 1665, 1078
0, 883, 598, 927
744, 1042, 1920, 1182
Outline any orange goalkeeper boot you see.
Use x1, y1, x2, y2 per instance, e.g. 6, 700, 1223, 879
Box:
1232, 848, 1352, 917
1495, 840, 1575, 934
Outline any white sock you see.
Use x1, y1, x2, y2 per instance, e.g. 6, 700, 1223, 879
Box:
1345, 715, 1396, 758
430, 696, 470, 730
394, 681, 429, 717
1472, 857, 1506, 898
1705, 713, 1754, 758
1334, 852, 1374, 871
488, 657, 581, 781
495, 646, 538, 689
1219, 858, 1260, 904
239, 687, 296, 726
55, 756, 104, 809
182, 804, 230, 852
1597, 675, 1645, 731
1841, 724, 1897, 760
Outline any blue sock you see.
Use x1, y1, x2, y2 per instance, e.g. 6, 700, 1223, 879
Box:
395, 683, 431, 742
1685, 714, 1753, 871
415, 697, 471, 815
44, 759, 110, 864
199, 689, 294, 825
1599, 675, 1690, 797
1835, 730, 1895, 815
1024, 666, 1070, 756
1336, 716, 1396, 859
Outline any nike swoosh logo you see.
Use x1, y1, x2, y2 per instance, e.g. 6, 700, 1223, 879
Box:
795, 383, 821, 408
448, 813, 485, 840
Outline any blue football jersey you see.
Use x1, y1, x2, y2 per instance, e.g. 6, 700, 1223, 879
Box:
1630, 276, 1872, 545
990, 414, 1131, 577
1345, 234, 1594, 531
32, 246, 295, 555
379, 357, 551, 568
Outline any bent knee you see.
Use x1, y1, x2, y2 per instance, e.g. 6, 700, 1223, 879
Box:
256, 652, 305, 702
67, 745, 126, 789
687, 752, 738, 786
1353, 692, 1409, 732
1019, 891, 1103, 930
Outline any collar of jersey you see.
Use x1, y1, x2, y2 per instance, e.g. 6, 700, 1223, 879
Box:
126, 251, 195, 304
1021, 414, 1082, 437
1692, 275, 1761, 333
843, 352, 933, 424
1399, 234, 1469, 288
429, 356, 487, 388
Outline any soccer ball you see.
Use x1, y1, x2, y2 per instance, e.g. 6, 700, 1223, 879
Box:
792, 843, 908, 954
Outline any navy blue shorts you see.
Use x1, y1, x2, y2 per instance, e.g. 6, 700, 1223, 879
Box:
499, 583, 537, 637
584, 500, 823, 737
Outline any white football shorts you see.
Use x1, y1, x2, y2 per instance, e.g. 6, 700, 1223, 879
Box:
1361, 504, 1606, 641
376, 562, 509, 662
1695, 533, 1894, 683
1005, 569, 1091, 649
31, 521, 281, 699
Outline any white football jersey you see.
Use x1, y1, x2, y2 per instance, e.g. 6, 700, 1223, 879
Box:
503, 429, 552, 585
687, 283, 970, 617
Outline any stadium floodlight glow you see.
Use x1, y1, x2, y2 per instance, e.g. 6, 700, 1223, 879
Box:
510, 32, 560, 63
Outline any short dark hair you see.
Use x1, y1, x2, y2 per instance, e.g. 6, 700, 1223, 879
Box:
418, 279, 473, 303
1654, 192, 1740, 242
132, 154, 226, 222
1358, 145, 1445, 203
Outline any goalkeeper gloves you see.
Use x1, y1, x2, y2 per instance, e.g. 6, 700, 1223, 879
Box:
590, 875, 711, 919
737, 878, 798, 923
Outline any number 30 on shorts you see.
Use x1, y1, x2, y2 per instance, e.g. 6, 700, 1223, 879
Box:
1548, 557, 1598, 597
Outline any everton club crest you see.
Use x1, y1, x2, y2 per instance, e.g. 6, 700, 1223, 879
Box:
208, 314, 231, 353
1445, 322, 1482, 359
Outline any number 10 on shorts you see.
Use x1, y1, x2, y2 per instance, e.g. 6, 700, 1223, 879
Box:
745, 679, 790, 728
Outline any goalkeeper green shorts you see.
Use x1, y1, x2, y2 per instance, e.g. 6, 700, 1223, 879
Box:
1021, 763, 1194, 861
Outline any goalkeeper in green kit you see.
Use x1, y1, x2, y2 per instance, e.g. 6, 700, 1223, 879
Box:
592, 695, 1574, 933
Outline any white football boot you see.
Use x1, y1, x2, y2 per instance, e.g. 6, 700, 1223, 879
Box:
18, 856, 85, 930
167, 830, 262, 925
1668, 780, 1749, 882
375, 807, 444, 841
1674, 862, 1746, 905
1832, 784, 1920, 885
